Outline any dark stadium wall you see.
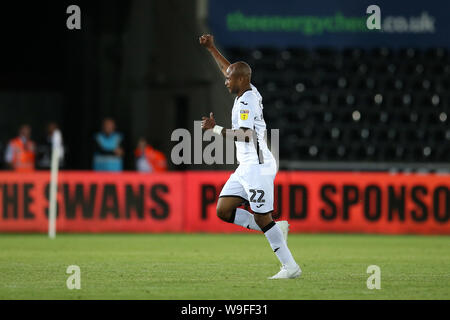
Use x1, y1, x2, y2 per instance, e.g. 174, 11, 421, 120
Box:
0, 0, 233, 171
116, 0, 235, 171
0, 2, 68, 169
104, 0, 234, 171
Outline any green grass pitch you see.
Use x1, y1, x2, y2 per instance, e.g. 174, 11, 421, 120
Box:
0, 233, 449, 299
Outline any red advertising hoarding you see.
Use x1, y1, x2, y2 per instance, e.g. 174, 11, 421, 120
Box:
0, 171, 449, 234
0, 172, 184, 232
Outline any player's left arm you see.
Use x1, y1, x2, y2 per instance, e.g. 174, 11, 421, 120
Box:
199, 34, 231, 78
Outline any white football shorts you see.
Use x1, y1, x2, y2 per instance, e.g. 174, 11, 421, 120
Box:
219, 159, 277, 214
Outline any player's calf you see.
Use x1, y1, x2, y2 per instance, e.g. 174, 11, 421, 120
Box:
253, 212, 273, 229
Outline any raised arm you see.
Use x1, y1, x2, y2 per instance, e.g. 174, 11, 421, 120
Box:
199, 34, 231, 77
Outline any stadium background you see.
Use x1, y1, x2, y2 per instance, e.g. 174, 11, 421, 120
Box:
0, 0, 448, 234
0, 0, 449, 300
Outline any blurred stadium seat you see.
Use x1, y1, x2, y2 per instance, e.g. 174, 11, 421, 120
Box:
226, 47, 450, 164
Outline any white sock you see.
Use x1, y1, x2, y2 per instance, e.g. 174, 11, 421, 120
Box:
263, 222, 297, 268
233, 208, 261, 231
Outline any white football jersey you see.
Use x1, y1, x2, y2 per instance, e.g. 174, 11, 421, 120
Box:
231, 84, 275, 165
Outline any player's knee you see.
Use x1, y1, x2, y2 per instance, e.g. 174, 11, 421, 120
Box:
216, 206, 232, 223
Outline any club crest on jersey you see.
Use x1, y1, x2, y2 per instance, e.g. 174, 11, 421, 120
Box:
240, 110, 249, 120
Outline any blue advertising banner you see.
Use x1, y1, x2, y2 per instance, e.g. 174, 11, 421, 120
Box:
208, 0, 450, 48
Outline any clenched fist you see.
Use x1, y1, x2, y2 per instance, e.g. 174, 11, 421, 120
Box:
201, 112, 216, 130
199, 34, 215, 50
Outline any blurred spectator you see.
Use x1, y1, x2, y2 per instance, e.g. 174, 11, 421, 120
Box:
4, 124, 36, 172
37, 122, 65, 169
135, 138, 167, 173
93, 118, 124, 172
0, 142, 3, 169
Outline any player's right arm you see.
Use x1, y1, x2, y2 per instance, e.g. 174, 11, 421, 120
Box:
201, 110, 254, 143
199, 34, 230, 77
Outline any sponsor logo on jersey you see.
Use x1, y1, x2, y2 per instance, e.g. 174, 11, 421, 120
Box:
240, 109, 249, 120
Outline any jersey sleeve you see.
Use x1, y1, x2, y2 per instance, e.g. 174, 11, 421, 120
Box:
237, 94, 258, 129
